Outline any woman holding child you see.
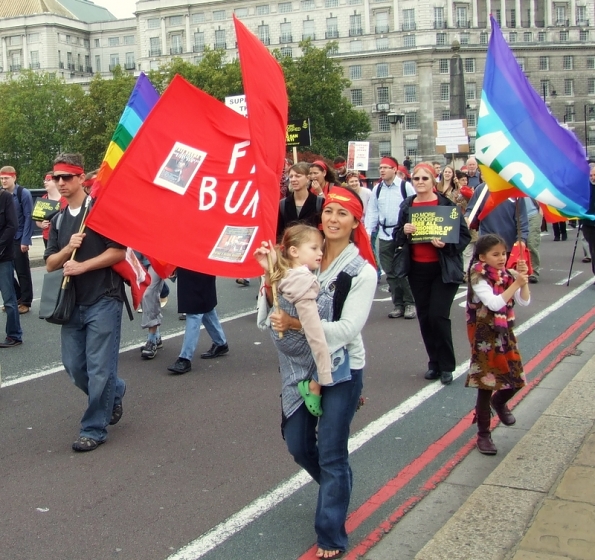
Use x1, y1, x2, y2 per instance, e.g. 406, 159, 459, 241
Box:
255, 187, 377, 559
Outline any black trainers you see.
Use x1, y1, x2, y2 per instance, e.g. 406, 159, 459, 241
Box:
200, 343, 229, 359
72, 436, 104, 452
141, 340, 158, 359
440, 371, 453, 385
167, 358, 191, 375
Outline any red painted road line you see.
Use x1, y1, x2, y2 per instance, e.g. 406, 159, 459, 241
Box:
297, 309, 595, 559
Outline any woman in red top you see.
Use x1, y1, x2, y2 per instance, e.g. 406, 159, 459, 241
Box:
393, 162, 471, 385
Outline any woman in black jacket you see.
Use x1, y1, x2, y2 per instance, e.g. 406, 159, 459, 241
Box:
393, 162, 471, 385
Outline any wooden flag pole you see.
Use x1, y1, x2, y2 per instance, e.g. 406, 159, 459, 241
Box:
62, 197, 91, 289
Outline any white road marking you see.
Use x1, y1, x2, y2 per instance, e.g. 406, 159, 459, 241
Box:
165, 278, 594, 559
555, 271, 583, 285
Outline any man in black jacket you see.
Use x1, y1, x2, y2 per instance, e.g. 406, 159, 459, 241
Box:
0, 187, 22, 347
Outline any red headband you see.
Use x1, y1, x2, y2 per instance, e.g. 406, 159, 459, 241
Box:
53, 163, 84, 175
44, 174, 53, 181
412, 162, 436, 179
397, 165, 411, 179
380, 157, 397, 168
83, 178, 95, 188
334, 162, 345, 170
0, 171, 16, 177
312, 160, 328, 172
323, 187, 376, 265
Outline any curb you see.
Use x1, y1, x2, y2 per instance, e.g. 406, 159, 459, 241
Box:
414, 354, 595, 560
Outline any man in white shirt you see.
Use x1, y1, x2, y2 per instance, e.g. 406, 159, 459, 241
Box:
365, 156, 416, 319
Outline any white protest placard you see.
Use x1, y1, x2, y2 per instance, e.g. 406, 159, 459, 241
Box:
434, 119, 469, 153
347, 141, 369, 171
225, 95, 247, 117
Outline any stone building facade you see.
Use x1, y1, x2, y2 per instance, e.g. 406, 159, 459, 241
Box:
1, 0, 595, 165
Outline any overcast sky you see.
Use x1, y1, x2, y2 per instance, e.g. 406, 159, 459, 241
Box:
94, 0, 137, 19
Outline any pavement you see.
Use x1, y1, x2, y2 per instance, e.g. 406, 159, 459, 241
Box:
28, 235, 45, 268
367, 334, 595, 560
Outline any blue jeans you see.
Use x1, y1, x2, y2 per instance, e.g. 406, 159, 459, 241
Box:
61, 297, 126, 442
283, 369, 363, 552
0, 260, 22, 341
179, 308, 227, 360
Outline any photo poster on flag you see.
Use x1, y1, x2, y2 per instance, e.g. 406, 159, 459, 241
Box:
209, 225, 258, 263
409, 206, 460, 244
154, 142, 208, 195
32, 199, 61, 222
347, 141, 369, 171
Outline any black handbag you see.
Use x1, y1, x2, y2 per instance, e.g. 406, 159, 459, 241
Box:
39, 268, 76, 325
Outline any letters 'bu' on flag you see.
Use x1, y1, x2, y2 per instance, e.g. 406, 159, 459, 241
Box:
92, 73, 159, 198
475, 16, 592, 220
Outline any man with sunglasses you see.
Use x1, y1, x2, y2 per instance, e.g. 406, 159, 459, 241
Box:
0, 166, 34, 314
365, 156, 417, 319
45, 153, 128, 453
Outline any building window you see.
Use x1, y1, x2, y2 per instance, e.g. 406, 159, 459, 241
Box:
402, 9, 416, 30
580, 30, 589, 41
588, 58, 595, 70
95, 55, 101, 72
326, 17, 339, 39
170, 34, 183, 55
403, 61, 416, 76
466, 82, 476, 100
350, 40, 363, 53
376, 37, 389, 50
28, 33, 40, 43
577, 5, 588, 25
213, 10, 226, 21
510, 8, 517, 27
460, 33, 470, 45
351, 89, 363, 106
109, 54, 119, 70
436, 33, 446, 46
467, 110, 477, 127
559, 30, 569, 41
564, 105, 574, 122
464, 58, 475, 73
215, 29, 226, 49
124, 35, 134, 45
279, 2, 292, 14
508, 32, 517, 43
280, 22, 292, 43
302, 0, 315, 8
349, 14, 363, 36
539, 56, 549, 71
377, 63, 389, 78
325, 0, 338, 6
280, 46, 293, 57
588, 78, 595, 95
495, 9, 501, 25
149, 37, 161, 56
405, 138, 418, 157
147, 18, 160, 29
563, 56, 573, 70
378, 113, 390, 132
588, 130, 595, 146
29, 51, 39, 69
303, 20, 316, 40
564, 79, 574, 96
348, 0, 362, 4
404, 84, 417, 103
256, 5, 270, 15
523, 32, 532, 42
375, 11, 389, 33
439, 59, 449, 74
540, 80, 551, 97
442, 110, 451, 120
516, 57, 525, 71
125, 52, 135, 69
108, 37, 119, 47
404, 35, 416, 47
235, 7, 248, 16
258, 25, 270, 45
193, 32, 205, 52
377, 86, 389, 104
480, 32, 488, 45
349, 65, 362, 80
191, 12, 206, 23
456, 6, 468, 27
538, 31, 546, 42
440, 83, 450, 101
94, 38, 100, 47
555, 6, 566, 25
378, 141, 391, 157
434, 7, 445, 29
169, 15, 183, 26
405, 112, 418, 129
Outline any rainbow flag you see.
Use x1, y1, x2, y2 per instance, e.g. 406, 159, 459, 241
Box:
476, 16, 592, 221
92, 72, 159, 196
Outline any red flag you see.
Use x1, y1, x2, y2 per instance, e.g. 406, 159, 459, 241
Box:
506, 241, 533, 275
112, 248, 151, 309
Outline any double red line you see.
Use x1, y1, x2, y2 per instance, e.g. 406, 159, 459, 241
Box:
299, 307, 595, 559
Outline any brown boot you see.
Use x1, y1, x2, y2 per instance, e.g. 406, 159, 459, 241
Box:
491, 388, 517, 426
474, 390, 497, 455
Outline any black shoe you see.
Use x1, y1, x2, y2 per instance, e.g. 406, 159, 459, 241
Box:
561, 234, 567, 241
141, 340, 159, 360
528, 275, 538, 284
0, 337, 22, 348
553, 237, 560, 241
167, 358, 191, 374
72, 436, 105, 452
440, 371, 453, 385
424, 369, 441, 380
200, 343, 229, 359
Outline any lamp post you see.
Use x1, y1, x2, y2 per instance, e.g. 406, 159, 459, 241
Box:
387, 111, 405, 163
542, 83, 557, 103
584, 104, 595, 157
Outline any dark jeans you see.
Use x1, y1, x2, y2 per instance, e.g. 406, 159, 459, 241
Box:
0, 260, 22, 341
379, 238, 414, 307
583, 224, 595, 275
282, 369, 363, 552
552, 221, 567, 240
12, 240, 33, 306
408, 261, 459, 373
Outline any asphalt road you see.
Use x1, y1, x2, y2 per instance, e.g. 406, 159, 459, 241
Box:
0, 232, 593, 560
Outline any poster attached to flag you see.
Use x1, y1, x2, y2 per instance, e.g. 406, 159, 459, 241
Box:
475, 16, 592, 220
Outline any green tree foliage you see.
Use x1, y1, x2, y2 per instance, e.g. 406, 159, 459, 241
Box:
147, 48, 243, 100
277, 41, 370, 159
0, 71, 85, 186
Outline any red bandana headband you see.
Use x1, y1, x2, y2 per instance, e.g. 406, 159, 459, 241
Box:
0, 171, 16, 177
334, 162, 345, 170
53, 163, 84, 175
323, 187, 376, 265
44, 174, 53, 181
312, 160, 328, 172
380, 157, 397, 168
412, 162, 436, 179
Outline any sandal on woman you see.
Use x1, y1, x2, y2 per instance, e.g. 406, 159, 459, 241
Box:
315, 548, 344, 559
298, 380, 323, 417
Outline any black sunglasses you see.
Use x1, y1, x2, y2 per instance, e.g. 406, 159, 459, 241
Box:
52, 174, 77, 181
412, 176, 432, 181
